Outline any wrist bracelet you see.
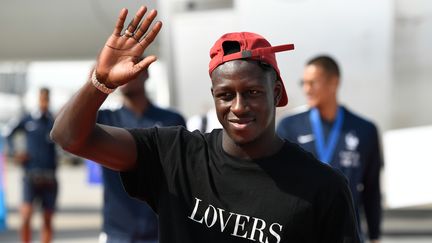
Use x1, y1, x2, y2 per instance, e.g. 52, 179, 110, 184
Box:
91, 69, 116, 94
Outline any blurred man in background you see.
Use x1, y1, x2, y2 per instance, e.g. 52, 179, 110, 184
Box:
3, 87, 58, 243
95, 66, 186, 243
277, 55, 383, 243
0, 135, 7, 231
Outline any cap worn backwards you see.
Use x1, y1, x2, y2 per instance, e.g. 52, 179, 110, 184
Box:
208, 32, 294, 107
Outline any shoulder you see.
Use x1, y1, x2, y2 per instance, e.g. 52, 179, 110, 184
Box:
149, 104, 186, 125
98, 107, 119, 117
1, 113, 29, 137
278, 106, 310, 124
284, 141, 349, 189
97, 107, 120, 124
15, 113, 32, 125
342, 106, 378, 132
277, 107, 310, 137
21, 112, 32, 121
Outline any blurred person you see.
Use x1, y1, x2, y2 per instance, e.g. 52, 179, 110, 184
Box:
187, 108, 222, 133
277, 55, 383, 243
95, 66, 186, 243
0, 136, 6, 231
50, 6, 360, 242
3, 87, 57, 243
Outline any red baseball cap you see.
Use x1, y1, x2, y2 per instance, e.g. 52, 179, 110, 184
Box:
209, 32, 294, 107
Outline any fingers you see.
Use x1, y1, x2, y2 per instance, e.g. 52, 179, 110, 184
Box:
134, 9, 158, 41
132, 56, 157, 75
124, 6, 147, 36
113, 8, 128, 36
116, 6, 162, 49
139, 21, 162, 49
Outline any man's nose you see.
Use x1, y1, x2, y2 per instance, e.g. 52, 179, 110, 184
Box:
231, 94, 248, 114
303, 82, 313, 94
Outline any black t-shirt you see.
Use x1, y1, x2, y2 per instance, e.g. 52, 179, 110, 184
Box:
121, 127, 360, 243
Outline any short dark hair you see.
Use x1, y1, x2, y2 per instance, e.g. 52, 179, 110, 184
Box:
307, 55, 340, 78
40, 87, 50, 95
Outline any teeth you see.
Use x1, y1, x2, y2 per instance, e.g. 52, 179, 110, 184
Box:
230, 118, 253, 123
229, 119, 253, 129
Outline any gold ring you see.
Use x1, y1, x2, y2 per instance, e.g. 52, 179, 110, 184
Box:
124, 29, 134, 37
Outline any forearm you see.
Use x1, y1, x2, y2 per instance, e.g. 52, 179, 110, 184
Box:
363, 189, 382, 240
51, 81, 108, 152
364, 154, 383, 239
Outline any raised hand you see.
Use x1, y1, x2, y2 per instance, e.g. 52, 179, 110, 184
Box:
95, 6, 162, 88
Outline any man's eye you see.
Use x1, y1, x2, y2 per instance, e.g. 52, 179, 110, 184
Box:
249, 90, 260, 95
217, 93, 234, 100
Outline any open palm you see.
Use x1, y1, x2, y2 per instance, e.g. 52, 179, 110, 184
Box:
95, 6, 162, 88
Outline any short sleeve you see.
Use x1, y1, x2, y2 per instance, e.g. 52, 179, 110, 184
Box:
120, 127, 164, 211
119, 126, 188, 212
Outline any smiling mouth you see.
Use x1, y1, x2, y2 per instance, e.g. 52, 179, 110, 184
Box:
228, 118, 255, 129
306, 95, 315, 101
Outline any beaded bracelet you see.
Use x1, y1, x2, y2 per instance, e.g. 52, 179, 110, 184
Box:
91, 69, 116, 94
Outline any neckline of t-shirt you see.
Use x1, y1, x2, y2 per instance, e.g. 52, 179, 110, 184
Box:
216, 130, 290, 167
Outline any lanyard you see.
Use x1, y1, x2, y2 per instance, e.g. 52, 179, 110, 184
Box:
309, 107, 344, 164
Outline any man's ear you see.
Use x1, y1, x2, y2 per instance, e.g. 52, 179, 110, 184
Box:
273, 80, 283, 106
210, 87, 214, 97
333, 76, 340, 88
329, 75, 340, 94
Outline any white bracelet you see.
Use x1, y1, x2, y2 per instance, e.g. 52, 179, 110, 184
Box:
91, 69, 116, 94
